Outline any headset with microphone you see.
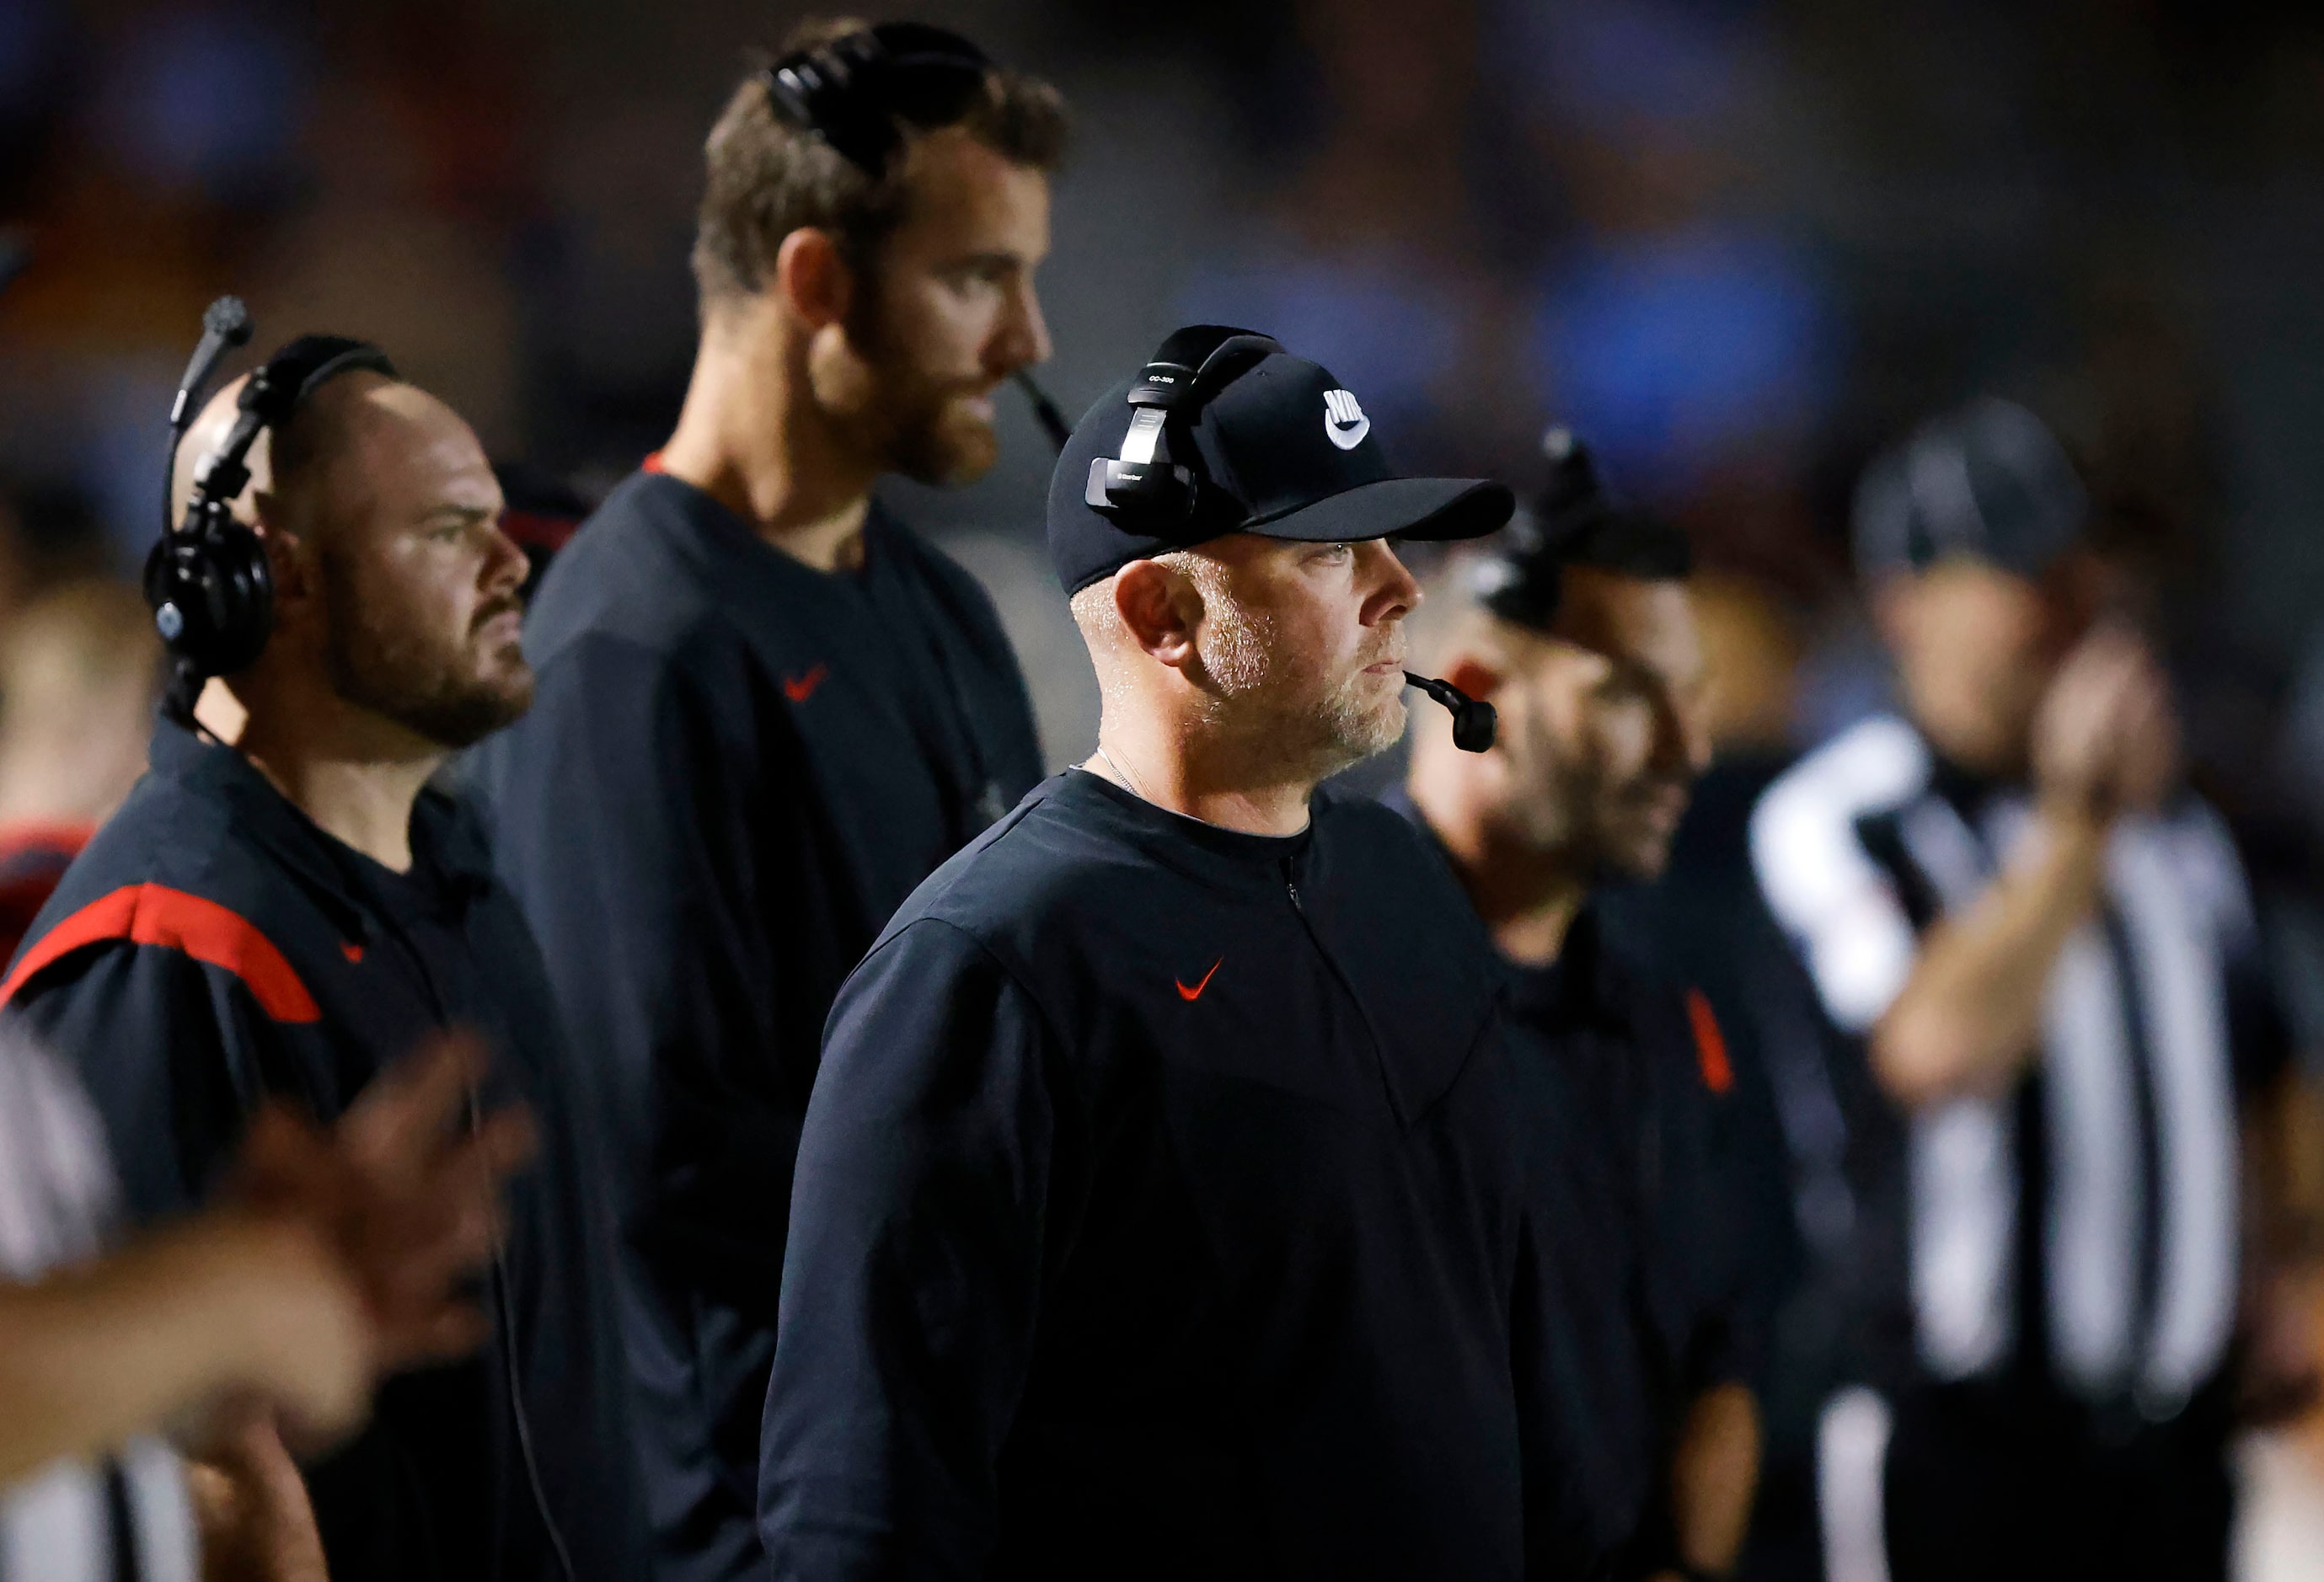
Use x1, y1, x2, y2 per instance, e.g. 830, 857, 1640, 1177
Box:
760, 21, 1074, 452
154, 305, 579, 1578
1074, 324, 1497, 752
151, 300, 396, 697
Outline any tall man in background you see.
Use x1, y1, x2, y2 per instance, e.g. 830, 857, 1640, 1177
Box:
1400, 434, 1765, 1581
1751, 399, 2319, 1581
474, 22, 1062, 1579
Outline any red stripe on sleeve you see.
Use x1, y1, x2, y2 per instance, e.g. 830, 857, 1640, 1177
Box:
0, 884, 322, 1023
1685, 987, 1734, 1095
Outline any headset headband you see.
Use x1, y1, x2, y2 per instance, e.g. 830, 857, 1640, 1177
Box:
1087, 326, 1284, 522
186, 334, 398, 520
148, 312, 397, 694
760, 23, 993, 177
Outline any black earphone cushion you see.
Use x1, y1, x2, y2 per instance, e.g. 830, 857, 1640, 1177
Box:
153, 332, 391, 677
1095, 326, 1284, 530
145, 516, 274, 676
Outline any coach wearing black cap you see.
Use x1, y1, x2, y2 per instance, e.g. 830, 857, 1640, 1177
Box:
1751, 398, 2314, 1581
758, 328, 1572, 1580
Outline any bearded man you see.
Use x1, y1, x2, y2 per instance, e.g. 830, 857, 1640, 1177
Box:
471, 27, 1063, 1575
756, 327, 1577, 1581
0, 346, 651, 1582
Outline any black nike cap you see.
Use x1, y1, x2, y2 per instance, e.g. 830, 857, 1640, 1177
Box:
1047, 328, 1516, 596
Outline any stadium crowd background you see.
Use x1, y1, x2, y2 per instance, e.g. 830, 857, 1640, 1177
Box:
4, 0, 2324, 1574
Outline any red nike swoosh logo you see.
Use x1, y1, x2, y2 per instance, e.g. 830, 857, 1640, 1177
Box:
782, 663, 829, 703
1175, 957, 1223, 1002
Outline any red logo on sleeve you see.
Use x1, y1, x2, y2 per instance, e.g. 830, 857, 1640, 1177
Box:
1685, 988, 1734, 1095
1175, 958, 1223, 1002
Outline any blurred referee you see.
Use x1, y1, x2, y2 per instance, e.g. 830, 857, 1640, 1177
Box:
474, 21, 1062, 1580
1751, 399, 2319, 1581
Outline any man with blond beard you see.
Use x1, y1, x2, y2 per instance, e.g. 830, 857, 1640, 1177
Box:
758, 328, 1577, 1580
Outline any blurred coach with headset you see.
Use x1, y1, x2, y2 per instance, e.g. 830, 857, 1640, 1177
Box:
1398, 434, 1767, 1582
474, 20, 1063, 1579
0, 320, 651, 1582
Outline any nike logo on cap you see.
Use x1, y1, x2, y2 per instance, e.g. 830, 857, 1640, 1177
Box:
1175, 957, 1223, 1002
1323, 388, 1369, 450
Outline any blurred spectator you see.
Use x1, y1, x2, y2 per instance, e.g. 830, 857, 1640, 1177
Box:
1503, 0, 1838, 515
1401, 435, 1769, 1582
0, 578, 164, 965
1176, 0, 1521, 474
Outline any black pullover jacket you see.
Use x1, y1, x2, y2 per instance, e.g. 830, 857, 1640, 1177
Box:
759, 770, 1589, 1581
0, 715, 651, 1582
1500, 907, 1768, 1579
471, 468, 1044, 1581
1383, 791, 1766, 1577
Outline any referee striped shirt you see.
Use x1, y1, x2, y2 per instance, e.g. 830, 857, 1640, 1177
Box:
1751, 714, 2278, 1418
0, 1029, 195, 1582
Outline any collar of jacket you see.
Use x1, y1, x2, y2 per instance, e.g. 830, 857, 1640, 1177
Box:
1052, 767, 1317, 897
144, 711, 497, 949
1505, 903, 1632, 1034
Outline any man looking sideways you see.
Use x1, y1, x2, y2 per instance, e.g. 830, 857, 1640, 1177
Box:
3, 347, 648, 1582
759, 328, 1561, 1579
474, 25, 1058, 1574
1400, 433, 1764, 1581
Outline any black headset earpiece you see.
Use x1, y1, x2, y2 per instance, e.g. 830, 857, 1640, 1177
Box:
1084, 325, 1285, 527
149, 313, 396, 691
1404, 671, 1497, 754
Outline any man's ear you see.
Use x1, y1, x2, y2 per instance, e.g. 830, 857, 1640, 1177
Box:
774, 227, 853, 334
1113, 560, 1200, 670
248, 493, 311, 612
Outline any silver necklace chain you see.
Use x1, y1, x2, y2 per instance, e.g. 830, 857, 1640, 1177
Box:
1094, 741, 1154, 804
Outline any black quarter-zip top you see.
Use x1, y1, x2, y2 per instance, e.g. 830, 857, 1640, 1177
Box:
760, 768, 1560, 1581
